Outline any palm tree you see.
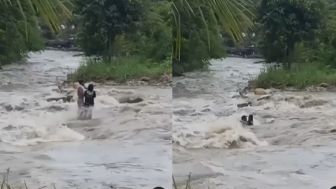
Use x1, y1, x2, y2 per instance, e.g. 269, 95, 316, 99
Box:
0, 0, 72, 32
172, 0, 255, 64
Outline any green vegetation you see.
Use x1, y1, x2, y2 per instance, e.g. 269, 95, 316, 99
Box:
70, 57, 170, 82
72, 0, 171, 82
172, 0, 255, 75
256, 63, 336, 89
74, 0, 143, 59
0, 0, 171, 83
255, 0, 336, 89
0, 0, 71, 65
257, 0, 324, 69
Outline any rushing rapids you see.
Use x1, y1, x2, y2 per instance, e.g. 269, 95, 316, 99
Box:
173, 58, 336, 189
0, 50, 171, 189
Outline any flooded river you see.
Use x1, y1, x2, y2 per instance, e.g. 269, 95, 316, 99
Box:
173, 58, 336, 189
0, 50, 171, 189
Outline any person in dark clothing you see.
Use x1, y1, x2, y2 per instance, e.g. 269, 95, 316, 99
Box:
241, 114, 254, 126
84, 84, 96, 107
247, 114, 253, 125
81, 84, 96, 120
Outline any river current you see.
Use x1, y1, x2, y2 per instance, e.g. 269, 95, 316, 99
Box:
173, 58, 336, 189
0, 50, 172, 189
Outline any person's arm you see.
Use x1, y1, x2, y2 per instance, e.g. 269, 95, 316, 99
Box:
93, 91, 96, 98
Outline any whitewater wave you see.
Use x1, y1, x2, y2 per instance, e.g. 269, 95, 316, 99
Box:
0, 103, 84, 146
173, 114, 267, 149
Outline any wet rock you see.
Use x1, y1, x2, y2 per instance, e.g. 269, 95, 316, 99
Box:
257, 95, 271, 101
14, 106, 24, 111
232, 94, 241, 98
4, 105, 13, 111
237, 102, 252, 108
254, 88, 268, 95
46, 95, 73, 103
118, 96, 143, 104
320, 83, 329, 88
140, 77, 151, 82
299, 99, 328, 108
330, 129, 336, 133
293, 169, 305, 175
3, 125, 15, 130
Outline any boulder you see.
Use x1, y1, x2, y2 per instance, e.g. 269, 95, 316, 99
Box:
140, 77, 151, 82
254, 88, 268, 95
237, 102, 252, 108
118, 96, 143, 104
14, 106, 24, 111
46, 95, 73, 103
4, 105, 13, 112
320, 83, 329, 88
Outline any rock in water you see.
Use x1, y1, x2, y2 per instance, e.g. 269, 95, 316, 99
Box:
237, 102, 252, 108
320, 83, 329, 88
14, 106, 24, 111
46, 95, 73, 103
254, 88, 268, 95
4, 105, 13, 112
118, 96, 143, 104
140, 77, 151, 82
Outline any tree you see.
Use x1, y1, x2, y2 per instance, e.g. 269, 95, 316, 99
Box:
0, 0, 70, 64
172, 0, 255, 75
0, 0, 71, 64
257, 0, 324, 69
74, 0, 143, 59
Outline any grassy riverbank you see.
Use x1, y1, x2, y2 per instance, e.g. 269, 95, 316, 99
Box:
256, 63, 336, 89
69, 56, 171, 83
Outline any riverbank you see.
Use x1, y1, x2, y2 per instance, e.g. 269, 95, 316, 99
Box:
68, 56, 171, 86
255, 63, 336, 89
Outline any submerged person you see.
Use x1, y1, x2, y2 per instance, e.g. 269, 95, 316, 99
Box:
241, 114, 253, 126
82, 84, 96, 120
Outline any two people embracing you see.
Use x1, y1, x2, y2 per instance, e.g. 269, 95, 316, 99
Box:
76, 80, 96, 120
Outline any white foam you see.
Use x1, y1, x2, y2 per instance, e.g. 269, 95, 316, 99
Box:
0, 103, 84, 146
173, 115, 267, 149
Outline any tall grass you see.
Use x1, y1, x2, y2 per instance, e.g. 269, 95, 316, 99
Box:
69, 56, 171, 82
256, 63, 336, 89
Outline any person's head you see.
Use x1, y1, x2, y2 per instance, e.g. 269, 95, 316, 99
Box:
241, 115, 247, 122
78, 80, 84, 86
88, 84, 94, 91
